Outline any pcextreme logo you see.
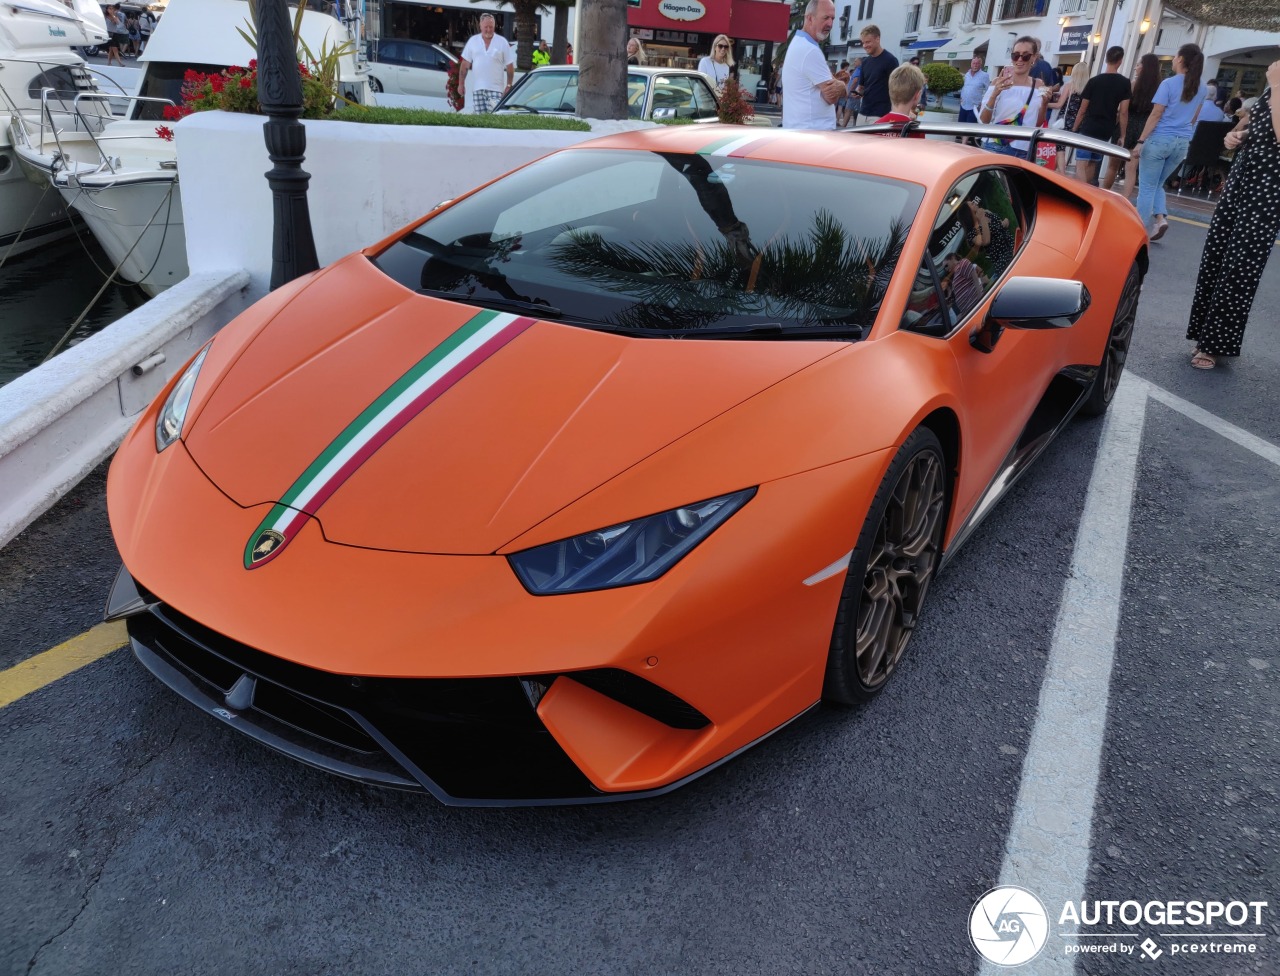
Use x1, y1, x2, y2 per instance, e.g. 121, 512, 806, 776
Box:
970, 887, 1270, 965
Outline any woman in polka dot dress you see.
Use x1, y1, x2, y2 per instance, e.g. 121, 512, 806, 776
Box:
1186, 60, 1280, 369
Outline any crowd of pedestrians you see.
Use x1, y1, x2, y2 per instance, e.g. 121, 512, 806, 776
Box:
774, 10, 1273, 370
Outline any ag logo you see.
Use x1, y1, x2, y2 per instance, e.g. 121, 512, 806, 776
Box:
248, 529, 286, 565
969, 886, 1049, 967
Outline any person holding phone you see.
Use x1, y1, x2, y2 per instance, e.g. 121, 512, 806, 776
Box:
978, 37, 1050, 160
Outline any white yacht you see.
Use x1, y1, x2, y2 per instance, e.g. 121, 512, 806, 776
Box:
0, 0, 108, 259
8, 0, 368, 295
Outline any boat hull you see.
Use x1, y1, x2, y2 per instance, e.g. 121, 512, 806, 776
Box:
0, 146, 75, 258
55, 173, 186, 296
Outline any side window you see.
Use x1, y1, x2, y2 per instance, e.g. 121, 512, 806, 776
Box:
902, 260, 948, 335
380, 41, 401, 62
903, 168, 1024, 334
626, 73, 647, 119
690, 77, 721, 119
651, 76, 699, 119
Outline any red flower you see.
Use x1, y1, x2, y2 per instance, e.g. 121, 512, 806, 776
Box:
248, 59, 257, 70
209, 74, 225, 93
183, 69, 203, 82
240, 76, 251, 88
154, 125, 175, 141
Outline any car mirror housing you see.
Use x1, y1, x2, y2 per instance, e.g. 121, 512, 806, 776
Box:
971, 277, 1091, 353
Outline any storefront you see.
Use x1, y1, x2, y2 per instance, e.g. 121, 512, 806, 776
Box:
376, 0, 537, 56
627, 0, 789, 73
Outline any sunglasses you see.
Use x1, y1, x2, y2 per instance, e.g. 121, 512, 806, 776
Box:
1010, 51, 1035, 62
716, 44, 729, 49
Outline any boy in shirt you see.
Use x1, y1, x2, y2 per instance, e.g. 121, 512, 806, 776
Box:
875, 63, 927, 137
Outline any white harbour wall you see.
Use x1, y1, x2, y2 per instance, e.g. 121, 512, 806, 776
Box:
177, 110, 652, 300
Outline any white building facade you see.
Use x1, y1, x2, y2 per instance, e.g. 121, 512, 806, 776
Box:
825, 0, 1278, 100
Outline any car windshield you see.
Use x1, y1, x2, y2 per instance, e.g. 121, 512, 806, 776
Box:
371, 149, 922, 337
500, 72, 648, 117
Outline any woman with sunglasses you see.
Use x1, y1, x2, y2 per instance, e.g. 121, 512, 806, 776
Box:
978, 36, 1050, 160
699, 35, 737, 91
1133, 43, 1207, 242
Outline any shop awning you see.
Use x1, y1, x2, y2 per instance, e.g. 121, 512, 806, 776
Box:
907, 38, 951, 50
936, 35, 987, 61
628, 0, 790, 43
728, 0, 789, 42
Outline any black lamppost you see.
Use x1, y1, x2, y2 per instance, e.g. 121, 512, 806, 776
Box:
256, 0, 320, 290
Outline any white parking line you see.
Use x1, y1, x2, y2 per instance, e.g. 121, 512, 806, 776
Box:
981, 374, 1148, 975
1135, 376, 1280, 470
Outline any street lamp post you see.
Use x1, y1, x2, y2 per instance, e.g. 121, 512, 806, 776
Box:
257, 0, 320, 290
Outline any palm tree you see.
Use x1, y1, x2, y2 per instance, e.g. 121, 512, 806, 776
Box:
576, 0, 628, 119
504, 0, 576, 71
548, 210, 909, 331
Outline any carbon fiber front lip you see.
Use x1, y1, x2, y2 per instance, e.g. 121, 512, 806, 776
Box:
112, 564, 805, 806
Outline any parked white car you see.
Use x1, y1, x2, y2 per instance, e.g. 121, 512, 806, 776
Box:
365, 38, 456, 97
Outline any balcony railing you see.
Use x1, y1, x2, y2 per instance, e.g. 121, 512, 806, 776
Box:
996, 0, 1048, 19
904, 5, 921, 32
1058, 0, 1091, 12
960, 0, 994, 25
930, 1, 953, 27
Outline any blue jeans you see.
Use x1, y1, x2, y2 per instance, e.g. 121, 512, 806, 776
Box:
982, 141, 1028, 160
1136, 134, 1189, 230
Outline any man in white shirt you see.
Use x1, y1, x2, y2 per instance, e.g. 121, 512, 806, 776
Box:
458, 14, 515, 113
781, 0, 844, 130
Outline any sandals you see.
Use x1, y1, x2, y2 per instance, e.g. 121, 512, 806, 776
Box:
1191, 348, 1216, 370
1150, 217, 1169, 242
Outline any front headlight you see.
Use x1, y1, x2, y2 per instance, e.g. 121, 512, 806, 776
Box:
155, 345, 210, 452
508, 488, 756, 595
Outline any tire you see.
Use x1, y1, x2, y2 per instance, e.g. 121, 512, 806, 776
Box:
1079, 261, 1141, 417
368, 76, 383, 93
823, 427, 948, 705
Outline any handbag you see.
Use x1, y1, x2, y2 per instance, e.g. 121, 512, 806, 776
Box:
991, 83, 1037, 148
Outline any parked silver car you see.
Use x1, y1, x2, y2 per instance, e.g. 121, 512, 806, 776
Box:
494, 66, 770, 124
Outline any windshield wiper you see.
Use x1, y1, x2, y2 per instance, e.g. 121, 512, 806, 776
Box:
416, 287, 562, 319
500, 104, 539, 114
663, 323, 864, 340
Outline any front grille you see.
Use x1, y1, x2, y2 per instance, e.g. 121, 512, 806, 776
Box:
127, 582, 599, 803
121, 570, 715, 805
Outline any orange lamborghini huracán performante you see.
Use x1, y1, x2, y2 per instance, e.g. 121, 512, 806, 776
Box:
107, 124, 1147, 806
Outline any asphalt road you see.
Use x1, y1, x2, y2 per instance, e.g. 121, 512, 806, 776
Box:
1, 216, 1276, 975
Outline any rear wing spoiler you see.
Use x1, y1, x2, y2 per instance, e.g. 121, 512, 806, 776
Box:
847, 120, 1132, 162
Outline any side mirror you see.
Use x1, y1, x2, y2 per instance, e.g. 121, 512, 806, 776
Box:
971, 277, 1091, 353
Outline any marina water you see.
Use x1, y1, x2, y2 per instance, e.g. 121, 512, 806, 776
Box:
0, 233, 140, 387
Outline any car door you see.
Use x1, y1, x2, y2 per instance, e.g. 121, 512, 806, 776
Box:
900, 166, 1072, 528
402, 42, 448, 97
374, 40, 405, 94
649, 75, 708, 121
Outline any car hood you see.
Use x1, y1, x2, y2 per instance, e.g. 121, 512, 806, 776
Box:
185, 254, 840, 555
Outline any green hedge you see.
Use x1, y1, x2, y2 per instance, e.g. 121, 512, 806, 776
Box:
922, 62, 964, 98
326, 105, 592, 131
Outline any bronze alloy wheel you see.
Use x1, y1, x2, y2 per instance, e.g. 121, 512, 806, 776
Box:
1081, 262, 1141, 417
824, 427, 948, 704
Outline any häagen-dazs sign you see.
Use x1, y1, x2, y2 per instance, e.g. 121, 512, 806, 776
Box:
659, 0, 706, 21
